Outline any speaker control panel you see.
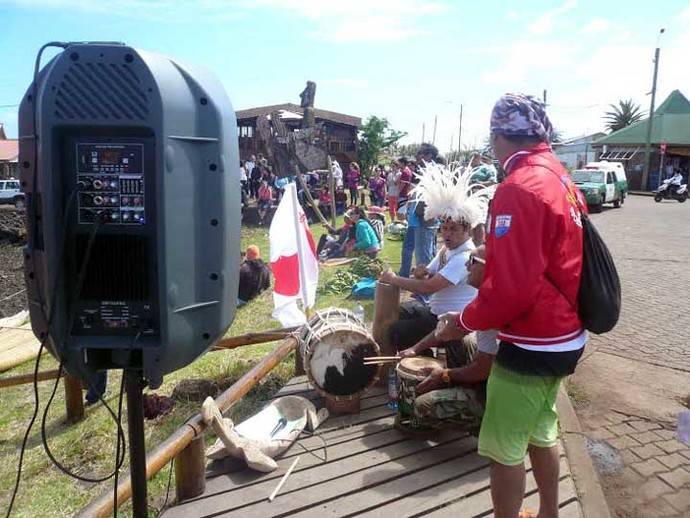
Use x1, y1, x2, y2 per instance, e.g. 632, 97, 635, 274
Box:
76, 143, 147, 225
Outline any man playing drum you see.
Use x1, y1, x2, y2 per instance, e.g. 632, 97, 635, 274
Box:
379, 162, 494, 369
410, 245, 496, 427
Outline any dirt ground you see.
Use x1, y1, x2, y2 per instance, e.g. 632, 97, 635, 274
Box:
0, 206, 27, 318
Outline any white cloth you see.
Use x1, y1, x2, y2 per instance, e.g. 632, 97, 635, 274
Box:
331, 161, 344, 188
669, 173, 682, 186
269, 184, 319, 326
427, 239, 477, 315
246, 160, 255, 176
240, 166, 247, 182
387, 171, 401, 196
477, 329, 499, 355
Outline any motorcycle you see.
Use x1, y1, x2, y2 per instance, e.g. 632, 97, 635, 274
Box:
654, 179, 688, 203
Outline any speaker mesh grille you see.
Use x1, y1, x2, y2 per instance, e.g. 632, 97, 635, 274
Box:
54, 63, 149, 120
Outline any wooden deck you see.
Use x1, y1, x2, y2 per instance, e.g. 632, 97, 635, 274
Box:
164, 376, 582, 518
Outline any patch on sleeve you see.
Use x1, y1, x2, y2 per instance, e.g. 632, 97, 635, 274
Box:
494, 215, 512, 238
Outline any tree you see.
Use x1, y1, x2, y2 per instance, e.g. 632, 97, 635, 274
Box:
603, 99, 645, 133
358, 116, 407, 177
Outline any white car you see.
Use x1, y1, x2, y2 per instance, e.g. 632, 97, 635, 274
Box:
0, 179, 24, 208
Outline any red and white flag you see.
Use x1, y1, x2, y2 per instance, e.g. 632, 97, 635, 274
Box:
269, 183, 319, 326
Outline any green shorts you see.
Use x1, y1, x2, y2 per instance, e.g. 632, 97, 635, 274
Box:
478, 362, 562, 466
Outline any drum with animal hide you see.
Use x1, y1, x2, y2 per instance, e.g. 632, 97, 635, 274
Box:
300, 308, 380, 402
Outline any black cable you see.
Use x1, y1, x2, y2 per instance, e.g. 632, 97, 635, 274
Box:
28, 42, 69, 269
4, 188, 77, 518
6, 43, 71, 515
38, 219, 130, 483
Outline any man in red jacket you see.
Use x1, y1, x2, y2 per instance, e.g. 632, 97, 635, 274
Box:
436, 93, 586, 518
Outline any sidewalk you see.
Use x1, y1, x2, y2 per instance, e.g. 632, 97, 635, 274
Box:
569, 350, 690, 516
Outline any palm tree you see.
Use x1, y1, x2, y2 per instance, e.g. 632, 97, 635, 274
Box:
603, 99, 645, 133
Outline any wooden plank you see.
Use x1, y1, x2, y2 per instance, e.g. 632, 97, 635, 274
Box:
205, 402, 398, 480
289, 450, 488, 518
166, 434, 474, 518
519, 476, 579, 518
420, 457, 570, 517
557, 499, 583, 518
204, 425, 413, 491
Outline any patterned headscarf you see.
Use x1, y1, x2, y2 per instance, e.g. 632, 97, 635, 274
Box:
490, 93, 553, 142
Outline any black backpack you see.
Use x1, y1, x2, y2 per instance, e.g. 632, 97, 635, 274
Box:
548, 169, 621, 334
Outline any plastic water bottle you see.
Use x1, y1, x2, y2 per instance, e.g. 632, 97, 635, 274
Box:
387, 368, 398, 410
354, 302, 365, 324
679, 411, 690, 445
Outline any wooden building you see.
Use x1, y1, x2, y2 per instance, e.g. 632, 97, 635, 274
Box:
235, 103, 361, 169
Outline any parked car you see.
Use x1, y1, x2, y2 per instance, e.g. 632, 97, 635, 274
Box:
571, 168, 624, 212
0, 179, 24, 208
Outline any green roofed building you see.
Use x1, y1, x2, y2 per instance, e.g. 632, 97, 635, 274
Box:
592, 90, 690, 190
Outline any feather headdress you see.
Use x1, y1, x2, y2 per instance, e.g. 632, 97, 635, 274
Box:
411, 162, 495, 226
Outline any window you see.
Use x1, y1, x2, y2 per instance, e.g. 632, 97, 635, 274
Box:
238, 126, 254, 138
607, 173, 613, 184
329, 141, 341, 152
7, 181, 19, 189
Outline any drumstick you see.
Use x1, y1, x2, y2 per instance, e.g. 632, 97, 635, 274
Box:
268, 457, 300, 502
363, 359, 399, 366
363, 356, 400, 361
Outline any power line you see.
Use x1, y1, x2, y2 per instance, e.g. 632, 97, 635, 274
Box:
0, 104, 19, 109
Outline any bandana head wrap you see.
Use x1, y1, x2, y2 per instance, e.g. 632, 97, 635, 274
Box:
490, 93, 553, 142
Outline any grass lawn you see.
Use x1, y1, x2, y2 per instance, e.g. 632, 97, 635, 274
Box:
0, 218, 404, 517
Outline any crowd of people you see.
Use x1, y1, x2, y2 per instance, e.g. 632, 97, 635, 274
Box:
234, 94, 588, 517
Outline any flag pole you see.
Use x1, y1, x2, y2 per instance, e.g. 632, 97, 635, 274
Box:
288, 183, 310, 311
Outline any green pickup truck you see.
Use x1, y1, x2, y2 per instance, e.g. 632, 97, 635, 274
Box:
571, 168, 626, 212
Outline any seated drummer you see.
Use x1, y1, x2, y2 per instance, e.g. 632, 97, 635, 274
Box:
409, 245, 497, 425
380, 201, 487, 368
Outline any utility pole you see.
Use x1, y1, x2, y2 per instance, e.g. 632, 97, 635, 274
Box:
543, 89, 547, 105
432, 115, 438, 145
458, 105, 463, 156
642, 28, 665, 191
449, 133, 454, 154
422, 123, 425, 143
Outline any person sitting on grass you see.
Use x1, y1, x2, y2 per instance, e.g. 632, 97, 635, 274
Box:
349, 207, 381, 258
238, 245, 271, 306
317, 213, 356, 261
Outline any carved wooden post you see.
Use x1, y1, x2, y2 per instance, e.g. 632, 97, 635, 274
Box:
174, 435, 206, 501
64, 373, 84, 423
372, 281, 400, 386
327, 156, 336, 227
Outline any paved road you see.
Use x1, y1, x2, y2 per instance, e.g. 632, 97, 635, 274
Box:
588, 195, 690, 372
574, 194, 690, 517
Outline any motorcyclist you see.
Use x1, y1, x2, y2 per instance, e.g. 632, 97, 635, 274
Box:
668, 170, 683, 195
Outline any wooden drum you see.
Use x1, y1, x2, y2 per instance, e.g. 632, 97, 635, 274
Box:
395, 357, 444, 433
299, 308, 381, 406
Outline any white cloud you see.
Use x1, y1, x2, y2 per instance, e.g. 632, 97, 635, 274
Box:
582, 17, 611, 35
528, 0, 577, 36
4, 0, 448, 41
254, 0, 448, 42
322, 78, 369, 89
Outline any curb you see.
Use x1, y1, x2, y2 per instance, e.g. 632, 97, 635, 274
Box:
557, 387, 612, 518
628, 191, 655, 197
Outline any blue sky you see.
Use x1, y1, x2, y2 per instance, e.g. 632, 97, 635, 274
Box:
1, 0, 689, 152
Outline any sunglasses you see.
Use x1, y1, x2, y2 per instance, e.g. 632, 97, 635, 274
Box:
469, 255, 486, 266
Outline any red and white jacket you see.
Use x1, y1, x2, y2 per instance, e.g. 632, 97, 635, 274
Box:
456, 142, 587, 352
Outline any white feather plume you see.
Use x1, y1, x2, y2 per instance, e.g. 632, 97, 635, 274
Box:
411, 162, 496, 226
